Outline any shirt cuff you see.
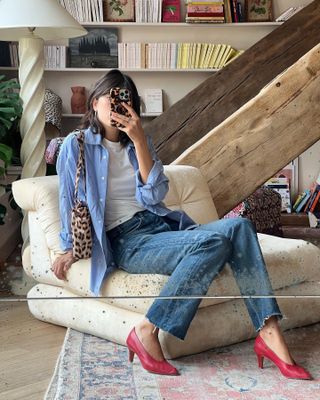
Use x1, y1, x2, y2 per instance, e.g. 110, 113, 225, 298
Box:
136, 159, 167, 188
59, 231, 73, 252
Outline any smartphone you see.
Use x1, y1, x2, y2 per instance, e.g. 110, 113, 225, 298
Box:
109, 87, 132, 128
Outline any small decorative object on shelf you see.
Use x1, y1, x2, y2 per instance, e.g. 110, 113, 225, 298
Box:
71, 86, 87, 114
275, 5, 304, 22
143, 89, 163, 114
69, 28, 118, 68
44, 89, 62, 138
245, 0, 273, 22
103, 0, 135, 22
162, 0, 181, 22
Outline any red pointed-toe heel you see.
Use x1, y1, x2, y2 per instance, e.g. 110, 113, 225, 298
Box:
254, 335, 312, 380
126, 327, 180, 376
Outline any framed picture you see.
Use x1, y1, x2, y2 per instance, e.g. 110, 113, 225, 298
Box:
68, 28, 118, 68
103, 0, 135, 22
245, 0, 273, 22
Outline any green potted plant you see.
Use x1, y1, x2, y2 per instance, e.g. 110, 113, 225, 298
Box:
0, 75, 22, 233
0, 74, 22, 174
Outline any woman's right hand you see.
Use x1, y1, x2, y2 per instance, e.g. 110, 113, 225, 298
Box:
52, 250, 77, 281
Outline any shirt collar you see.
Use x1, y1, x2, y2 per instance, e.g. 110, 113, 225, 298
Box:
84, 126, 135, 149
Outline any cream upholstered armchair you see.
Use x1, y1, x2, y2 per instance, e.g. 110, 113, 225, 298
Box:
12, 165, 320, 359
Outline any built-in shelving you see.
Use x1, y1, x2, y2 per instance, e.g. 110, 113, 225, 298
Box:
0, 15, 285, 134
0, 67, 218, 72
81, 22, 283, 27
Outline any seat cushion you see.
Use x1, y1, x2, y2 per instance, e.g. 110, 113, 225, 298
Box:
27, 281, 320, 359
25, 226, 320, 314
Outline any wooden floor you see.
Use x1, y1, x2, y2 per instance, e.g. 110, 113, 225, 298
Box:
0, 301, 66, 400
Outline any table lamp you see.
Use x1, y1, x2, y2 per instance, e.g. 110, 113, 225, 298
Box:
0, 1, 87, 289
0, 0, 87, 180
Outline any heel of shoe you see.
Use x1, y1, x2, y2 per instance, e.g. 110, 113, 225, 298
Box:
128, 349, 135, 362
257, 354, 264, 369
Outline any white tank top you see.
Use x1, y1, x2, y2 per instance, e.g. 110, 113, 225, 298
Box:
103, 138, 145, 231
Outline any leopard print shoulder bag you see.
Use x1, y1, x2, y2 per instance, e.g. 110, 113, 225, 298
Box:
71, 130, 92, 260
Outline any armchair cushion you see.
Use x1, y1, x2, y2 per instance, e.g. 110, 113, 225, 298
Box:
12, 164, 320, 359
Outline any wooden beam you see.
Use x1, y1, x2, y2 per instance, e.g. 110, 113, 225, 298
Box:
145, 0, 320, 165
172, 43, 320, 217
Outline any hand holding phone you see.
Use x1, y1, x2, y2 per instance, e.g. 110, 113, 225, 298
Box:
109, 87, 132, 128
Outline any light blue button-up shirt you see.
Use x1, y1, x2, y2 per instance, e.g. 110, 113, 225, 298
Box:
56, 127, 197, 296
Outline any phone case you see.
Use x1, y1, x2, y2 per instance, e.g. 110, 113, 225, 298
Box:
109, 87, 132, 128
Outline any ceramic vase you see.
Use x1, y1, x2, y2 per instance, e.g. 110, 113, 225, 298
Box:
71, 86, 87, 114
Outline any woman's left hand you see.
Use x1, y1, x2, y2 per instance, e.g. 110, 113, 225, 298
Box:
111, 102, 146, 145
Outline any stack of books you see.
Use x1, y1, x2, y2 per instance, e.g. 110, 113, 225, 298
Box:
224, 0, 245, 23
6, 43, 19, 67
2, 43, 67, 69
135, 0, 162, 22
293, 180, 320, 216
118, 42, 242, 69
186, 0, 225, 23
59, 0, 103, 22
264, 177, 291, 213
44, 46, 67, 69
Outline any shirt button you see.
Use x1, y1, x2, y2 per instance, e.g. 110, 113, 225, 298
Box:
103, 156, 106, 159
100, 198, 103, 202
101, 176, 105, 180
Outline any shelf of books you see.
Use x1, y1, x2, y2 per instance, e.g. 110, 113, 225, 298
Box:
57, 0, 294, 25
81, 22, 283, 27
1, 35, 245, 70
0, 67, 218, 72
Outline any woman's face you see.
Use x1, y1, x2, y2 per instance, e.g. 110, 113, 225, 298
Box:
92, 94, 114, 129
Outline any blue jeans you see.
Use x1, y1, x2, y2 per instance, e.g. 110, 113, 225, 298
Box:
107, 210, 283, 340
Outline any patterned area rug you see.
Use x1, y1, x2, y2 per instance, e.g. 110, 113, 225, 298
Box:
45, 323, 320, 400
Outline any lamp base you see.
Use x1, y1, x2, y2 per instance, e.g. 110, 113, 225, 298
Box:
19, 35, 47, 179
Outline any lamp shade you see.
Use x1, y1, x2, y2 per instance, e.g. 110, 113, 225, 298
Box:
0, 0, 87, 40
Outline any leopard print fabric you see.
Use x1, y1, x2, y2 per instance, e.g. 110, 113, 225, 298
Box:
109, 87, 132, 128
71, 130, 92, 260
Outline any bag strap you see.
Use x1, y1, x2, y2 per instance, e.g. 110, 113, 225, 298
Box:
74, 129, 86, 199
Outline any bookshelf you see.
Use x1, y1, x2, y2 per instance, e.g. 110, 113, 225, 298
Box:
1, 1, 313, 142
0, 67, 219, 72
81, 22, 283, 27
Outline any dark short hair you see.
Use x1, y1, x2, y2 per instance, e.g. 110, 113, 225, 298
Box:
79, 69, 140, 147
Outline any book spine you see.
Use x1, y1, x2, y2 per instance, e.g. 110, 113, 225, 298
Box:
295, 191, 311, 213
187, 5, 223, 12
292, 192, 306, 211
304, 184, 320, 212
187, 13, 224, 17
310, 190, 320, 213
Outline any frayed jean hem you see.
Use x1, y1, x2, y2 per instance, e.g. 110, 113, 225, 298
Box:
145, 313, 186, 341
256, 312, 283, 333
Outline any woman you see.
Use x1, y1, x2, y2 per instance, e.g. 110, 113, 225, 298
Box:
53, 69, 312, 379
